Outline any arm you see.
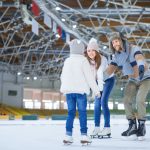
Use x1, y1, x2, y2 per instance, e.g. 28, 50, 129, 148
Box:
103, 64, 117, 81
135, 54, 145, 80
97, 56, 109, 91
82, 59, 100, 96
132, 46, 145, 80
103, 54, 118, 80
106, 64, 117, 75
60, 61, 66, 82
97, 68, 105, 92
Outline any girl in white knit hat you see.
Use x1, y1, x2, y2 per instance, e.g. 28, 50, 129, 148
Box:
85, 38, 115, 138
60, 39, 101, 145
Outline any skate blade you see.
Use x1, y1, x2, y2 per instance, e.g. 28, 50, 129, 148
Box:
81, 141, 92, 146
90, 135, 98, 139
138, 136, 145, 141
98, 133, 111, 139
98, 136, 111, 139
121, 134, 137, 141
63, 140, 73, 145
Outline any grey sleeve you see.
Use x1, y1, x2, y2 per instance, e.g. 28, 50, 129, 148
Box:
131, 46, 143, 58
110, 55, 118, 67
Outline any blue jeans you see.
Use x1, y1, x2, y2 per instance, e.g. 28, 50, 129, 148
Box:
94, 76, 115, 127
66, 93, 87, 136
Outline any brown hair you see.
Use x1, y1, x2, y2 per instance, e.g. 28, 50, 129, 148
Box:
84, 50, 101, 70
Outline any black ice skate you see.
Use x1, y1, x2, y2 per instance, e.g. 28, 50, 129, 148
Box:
121, 119, 137, 140
137, 120, 146, 141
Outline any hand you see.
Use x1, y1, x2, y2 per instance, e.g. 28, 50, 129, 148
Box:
95, 92, 101, 99
91, 92, 101, 100
138, 65, 144, 80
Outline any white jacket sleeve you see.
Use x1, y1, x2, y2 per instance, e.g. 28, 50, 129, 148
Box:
60, 61, 65, 83
82, 59, 99, 95
60, 60, 67, 93
97, 56, 108, 91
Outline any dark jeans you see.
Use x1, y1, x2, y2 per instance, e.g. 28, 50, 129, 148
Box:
94, 77, 115, 127
66, 93, 87, 136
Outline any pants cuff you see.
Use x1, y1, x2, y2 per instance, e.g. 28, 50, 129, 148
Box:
66, 131, 72, 136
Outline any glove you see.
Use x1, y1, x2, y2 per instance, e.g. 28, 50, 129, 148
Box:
138, 65, 144, 80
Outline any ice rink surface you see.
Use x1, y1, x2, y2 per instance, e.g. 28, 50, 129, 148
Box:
0, 115, 150, 150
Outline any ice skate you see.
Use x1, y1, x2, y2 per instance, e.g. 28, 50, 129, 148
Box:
63, 135, 73, 145
121, 119, 137, 140
137, 120, 146, 141
80, 135, 92, 146
98, 127, 111, 139
90, 127, 100, 138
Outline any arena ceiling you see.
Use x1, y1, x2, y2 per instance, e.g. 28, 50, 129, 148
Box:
0, 0, 150, 80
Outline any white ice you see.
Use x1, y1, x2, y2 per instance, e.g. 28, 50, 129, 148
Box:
0, 115, 150, 150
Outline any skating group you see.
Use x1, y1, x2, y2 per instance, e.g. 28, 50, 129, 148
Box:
60, 32, 150, 145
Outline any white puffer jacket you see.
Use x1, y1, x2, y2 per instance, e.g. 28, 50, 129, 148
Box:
60, 54, 100, 95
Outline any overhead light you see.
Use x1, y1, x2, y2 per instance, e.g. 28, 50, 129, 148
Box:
61, 18, 66, 22
17, 72, 21, 75
55, 7, 61, 11
73, 25, 77, 29
26, 77, 30, 80
33, 76, 37, 80
121, 87, 124, 91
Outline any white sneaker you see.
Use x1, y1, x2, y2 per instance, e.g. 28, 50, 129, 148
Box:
80, 135, 92, 144
98, 127, 111, 137
90, 127, 100, 136
63, 135, 73, 144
